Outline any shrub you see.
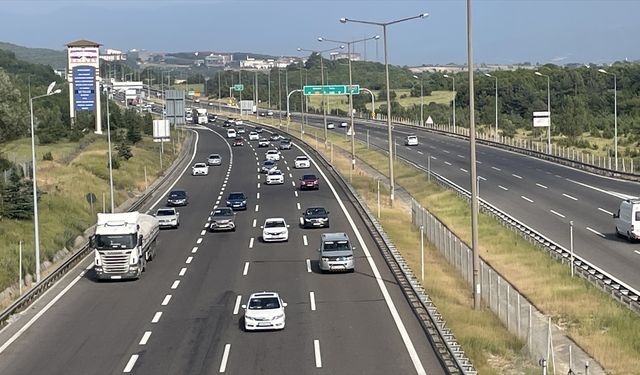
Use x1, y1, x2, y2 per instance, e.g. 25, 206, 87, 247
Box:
42, 152, 53, 161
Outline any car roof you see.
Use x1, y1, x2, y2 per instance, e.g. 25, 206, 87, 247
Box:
249, 291, 279, 299
157, 208, 175, 212
296, 155, 308, 159
209, 154, 220, 157
170, 189, 186, 194
264, 217, 285, 222
266, 149, 278, 153
194, 163, 206, 166
321, 232, 349, 241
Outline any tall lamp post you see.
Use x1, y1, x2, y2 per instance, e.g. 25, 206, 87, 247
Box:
412, 74, 424, 126
30, 81, 62, 283
598, 68, 618, 170
484, 73, 498, 142
297, 45, 344, 143
340, 13, 429, 205
534, 71, 552, 154
318, 34, 379, 169
443, 74, 456, 133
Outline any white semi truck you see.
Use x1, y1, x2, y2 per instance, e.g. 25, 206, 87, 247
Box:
92, 212, 159, 280
193, 108, 208, 124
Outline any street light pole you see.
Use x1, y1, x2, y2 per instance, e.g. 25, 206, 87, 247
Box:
535, 71, 552, 154
484, 73, 498, 141
340, 13, 429, 205
29, 81, 62, 283
598, 69, 618, 170
443, 74, 456, 133
413, 74, 424, 126
319, 35, 379, 168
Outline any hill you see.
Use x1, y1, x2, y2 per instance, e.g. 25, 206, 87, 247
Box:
0, 41, 66, 69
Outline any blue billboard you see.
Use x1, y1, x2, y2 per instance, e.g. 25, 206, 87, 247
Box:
73, 66, 95, 111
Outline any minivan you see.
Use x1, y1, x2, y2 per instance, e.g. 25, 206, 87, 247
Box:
614, 199, 640, 242
318, 232, 354, 272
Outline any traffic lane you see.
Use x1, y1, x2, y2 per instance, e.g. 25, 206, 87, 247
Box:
0, 128, 229, 375
287, 143, 446, 374
127, 128, 258, 374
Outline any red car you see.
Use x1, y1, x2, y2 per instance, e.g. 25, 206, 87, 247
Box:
299, 174, 319, 190
232, 137, 244, 147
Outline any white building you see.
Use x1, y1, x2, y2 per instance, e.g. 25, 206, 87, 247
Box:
205, 53, 233, 67
100, 48, 127, 61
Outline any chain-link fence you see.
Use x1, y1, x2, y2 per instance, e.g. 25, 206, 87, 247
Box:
411, 198, 604, 375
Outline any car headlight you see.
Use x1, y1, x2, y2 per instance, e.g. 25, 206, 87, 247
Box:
242, 200, 247, 204
226, 201, 231, 205
320, 218, 328, 221
245, 315, 255, 321
322, 257, 330, 262
272, 314, 284, 320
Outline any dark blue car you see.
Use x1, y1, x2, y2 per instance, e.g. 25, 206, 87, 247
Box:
226, 192, 247, 211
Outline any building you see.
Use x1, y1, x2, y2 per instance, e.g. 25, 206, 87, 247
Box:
100, 48, 127, 62
329, 52, 361, 61
205, 53, 233, 67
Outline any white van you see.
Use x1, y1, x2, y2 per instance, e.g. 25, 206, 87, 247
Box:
405, 135, 418, 146
227, 128, 237, 138
614, 199, 640, 242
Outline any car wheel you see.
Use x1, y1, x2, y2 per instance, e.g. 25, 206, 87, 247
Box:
232, 227, 236, 232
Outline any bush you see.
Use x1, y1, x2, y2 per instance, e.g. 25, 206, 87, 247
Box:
110, 155, 120, 169
42, 152, 53, 161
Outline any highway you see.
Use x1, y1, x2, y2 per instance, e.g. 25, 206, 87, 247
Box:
290, 111, 640, 292
0, 120, 448, 374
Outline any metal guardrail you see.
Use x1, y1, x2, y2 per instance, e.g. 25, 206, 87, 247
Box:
363, 139, 640, 314
248, 120, 475, 374
0, 131, 195, 328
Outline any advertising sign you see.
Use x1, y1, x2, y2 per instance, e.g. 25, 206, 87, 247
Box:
68, 47, 99, 68
533, 111, 550, 128
73, 66, 96, 111
153, 119, 170, 142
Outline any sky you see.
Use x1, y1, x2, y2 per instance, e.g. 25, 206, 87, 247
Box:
1, 0, 639, 66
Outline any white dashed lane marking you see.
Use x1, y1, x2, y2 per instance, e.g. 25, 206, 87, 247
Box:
171, 280, 180, 289
563, 193, 578, 201
598, 207, 613, 215
550, 210, 565, 218
243, 262, 250, 276
444, 161, 452, 166
186, 257, 193, 264
219, 344, 231, 373
306, 259, 311, 273
252, 219, 257, 227
491, 166, 501, 171
586, 227, 605, 238
309, 292, 316, 311
139, 331, 152, 345
151, 312, 162, 323
512, 174, 523, 179
460, 168, 468, 173
179, 267, 187, 276
536, 183, 548, 189
314, 340, 322, 368
161, 295, 172, 306
249, 238, 254, 249
498, 185, 508, 191
233, 295, 242, 315
521, 196, 534, 203
123, 355, 139, 373
303, 235, 308, 246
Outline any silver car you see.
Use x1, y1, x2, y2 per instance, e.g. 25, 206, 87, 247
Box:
318, 232, 354, 272
209, 207, 236, 232
207, 153, 222, 166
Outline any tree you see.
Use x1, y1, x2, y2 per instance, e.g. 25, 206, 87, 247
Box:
116, 140, 133, 160
1, 167, 33, 220
0, 68, 28, 142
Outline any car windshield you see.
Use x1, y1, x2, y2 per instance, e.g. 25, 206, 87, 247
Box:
169, 191, 186, 198
264, 161, 275, 166
209, 154, 220, 159
248, 297, 280, 310
636, 211, 640, 221
95, 234, 136, 250
156, 209, 175, 216
268, 170, 281, 175
323, 240, 351, 252
214, 208, 233, 216
228, 193, 245, 200
296, 156, 308, 161
306, 208, 326, 216
194, 163, 206, 168
265, 220, 285, 228
303, 175, 317, 180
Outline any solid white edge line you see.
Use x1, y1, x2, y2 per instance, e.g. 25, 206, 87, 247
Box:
0, 264, 93, 355
298, 144, 426, 375
243, 262, 250, 276
586, 227, 606, 238
309, 291, 316, 311
218, 344, 231, 373
233, 295, 242, 315
139, 331, 152, 345
123, 354, 139, 373
306, 259, 312, 273
314, 339, 322, 368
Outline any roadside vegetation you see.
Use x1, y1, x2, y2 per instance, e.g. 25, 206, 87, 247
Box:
245, 112, 640, 374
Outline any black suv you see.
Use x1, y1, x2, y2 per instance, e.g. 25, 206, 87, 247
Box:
302, 207, 330, 228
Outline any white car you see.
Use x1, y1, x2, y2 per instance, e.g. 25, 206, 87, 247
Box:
192, 163, 209, 176
237, 127, 245, 134
405, 135, 418, 146
258, 138, 270, 147
265, 149, 281, 161
242, 292, 287, 331
155, 208, 179, 229
227, 129, 237, 138
266, 170, 284, 185
236, 120, 244, 125
294, 155, 310, 169
340, 122, 348, 127
262, 218, 289, 242
207, 153, 222, 166
326, 122, 335, 129
248, 131, 259, 141
267, 111, 274, 116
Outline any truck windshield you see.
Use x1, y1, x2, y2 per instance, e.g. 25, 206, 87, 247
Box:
95, 234, 136, 250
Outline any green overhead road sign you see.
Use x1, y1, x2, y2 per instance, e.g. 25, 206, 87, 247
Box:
303, 85, 360, 96
233, 84, 244, 92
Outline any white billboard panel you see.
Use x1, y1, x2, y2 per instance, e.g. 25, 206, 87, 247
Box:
533, 117, 550, 127
153, 119, 170, 142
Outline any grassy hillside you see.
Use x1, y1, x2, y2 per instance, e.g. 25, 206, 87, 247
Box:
0, 42, 66, 70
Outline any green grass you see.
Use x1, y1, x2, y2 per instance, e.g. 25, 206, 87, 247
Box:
255, 116, 640, 374
0, 133, 181, 303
